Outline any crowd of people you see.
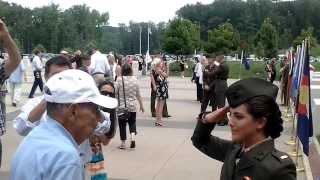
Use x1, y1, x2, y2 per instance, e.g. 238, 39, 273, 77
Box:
0, 18, 298, 180
0, 18, 174, 179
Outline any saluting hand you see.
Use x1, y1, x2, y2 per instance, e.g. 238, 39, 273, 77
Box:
202, 106, 229, 124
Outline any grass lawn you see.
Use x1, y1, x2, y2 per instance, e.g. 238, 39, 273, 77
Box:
169, 60, 320, 79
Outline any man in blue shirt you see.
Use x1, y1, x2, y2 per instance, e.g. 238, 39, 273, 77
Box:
10, 69, 118, 180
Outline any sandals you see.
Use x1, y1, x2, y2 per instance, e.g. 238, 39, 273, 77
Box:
118, 144, 126, 150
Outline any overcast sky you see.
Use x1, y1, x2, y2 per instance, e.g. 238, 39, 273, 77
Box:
4, 0, 212, 26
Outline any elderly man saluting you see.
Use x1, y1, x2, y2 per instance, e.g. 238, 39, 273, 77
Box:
10, 69, 117, 180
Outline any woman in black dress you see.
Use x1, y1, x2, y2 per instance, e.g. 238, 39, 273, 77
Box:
153, 58, 168, 126
266, 59, 277, 83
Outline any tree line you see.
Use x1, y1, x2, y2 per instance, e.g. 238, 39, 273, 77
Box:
0, 0, 319, 58
0, 1, 108, 54
174, 0, 320, 57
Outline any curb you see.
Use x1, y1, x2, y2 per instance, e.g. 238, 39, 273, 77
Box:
314, 137, 320, 155
300, 141, 314, 180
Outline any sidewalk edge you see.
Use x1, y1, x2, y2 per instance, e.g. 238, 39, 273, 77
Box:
300, 141, 314, 180
313, 137, 320, 154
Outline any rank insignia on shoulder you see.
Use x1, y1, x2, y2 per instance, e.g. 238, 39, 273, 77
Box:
242, 176, 252, 180
280, 155, 288, 159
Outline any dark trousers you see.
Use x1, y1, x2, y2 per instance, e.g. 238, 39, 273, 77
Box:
29, 71, 43, 98
195, 77, 203, 101
212, 81, 228, 123
200, 89, 214, 113
212, 91, 226, 110
118, 112, 137, 141
150, 90, 168, 117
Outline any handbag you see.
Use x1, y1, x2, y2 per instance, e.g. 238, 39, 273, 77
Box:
117, 76, 130, 121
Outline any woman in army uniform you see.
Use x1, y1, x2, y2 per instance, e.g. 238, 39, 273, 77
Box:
192, 78, 296, 180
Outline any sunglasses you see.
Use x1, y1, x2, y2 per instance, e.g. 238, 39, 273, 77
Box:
100, 91, 115, 97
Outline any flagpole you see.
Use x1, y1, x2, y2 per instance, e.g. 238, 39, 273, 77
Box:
139, 26, 142, 55
147, 24, 150, 53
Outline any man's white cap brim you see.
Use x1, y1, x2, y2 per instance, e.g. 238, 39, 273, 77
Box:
88, 95, 118, 109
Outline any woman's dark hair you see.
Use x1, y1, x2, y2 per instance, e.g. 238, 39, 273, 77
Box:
121, 63, 133, 76
115, 54, 123, 65
98, 80, 115, 93
44, 56, 72, 76
34, 50, 40, 55
117, 58, 123, 66
244, 96, 283, 139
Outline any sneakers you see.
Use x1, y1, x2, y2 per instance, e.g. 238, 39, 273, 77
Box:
118, 142, 126, 150
130, 141, 136, 148
130, 133, 136, 149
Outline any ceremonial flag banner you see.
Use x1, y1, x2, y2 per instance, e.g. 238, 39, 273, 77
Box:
296, 40, 313, 155
286, 49, 294, 101
291, 44, 304, 104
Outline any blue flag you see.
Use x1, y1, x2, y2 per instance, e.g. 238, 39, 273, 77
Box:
297, 40, 313, 155
291, 44, 304, 106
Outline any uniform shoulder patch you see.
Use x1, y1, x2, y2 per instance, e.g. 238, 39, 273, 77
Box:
280, 155, 289, 160
271, 150, 292, 163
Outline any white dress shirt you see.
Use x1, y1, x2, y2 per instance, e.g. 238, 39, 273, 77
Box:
90, 51, 110, 75
31, 55, 42, 71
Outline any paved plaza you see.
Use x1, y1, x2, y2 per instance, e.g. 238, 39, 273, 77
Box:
0, 65, 311, 179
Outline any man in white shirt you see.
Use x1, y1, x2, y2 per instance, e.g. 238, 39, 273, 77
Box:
8, 60, 25, 106
194, 57, 203, 102
28, 50, 43, 98
90, 48, 110, 85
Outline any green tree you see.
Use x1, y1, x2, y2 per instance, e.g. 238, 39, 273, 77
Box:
293, 27, 318, 48
254, 18, 278, 58
205, 22, 240, 54
33, 44, 47, 53
162, 18, 200, 55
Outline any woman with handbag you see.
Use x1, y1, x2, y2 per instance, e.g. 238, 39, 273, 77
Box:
115, 63, 144, 150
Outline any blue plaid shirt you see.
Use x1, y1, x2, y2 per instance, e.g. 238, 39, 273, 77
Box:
0, 61, 8, 136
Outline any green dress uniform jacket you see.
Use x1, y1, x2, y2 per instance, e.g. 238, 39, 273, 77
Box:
191, 120, 296, 180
